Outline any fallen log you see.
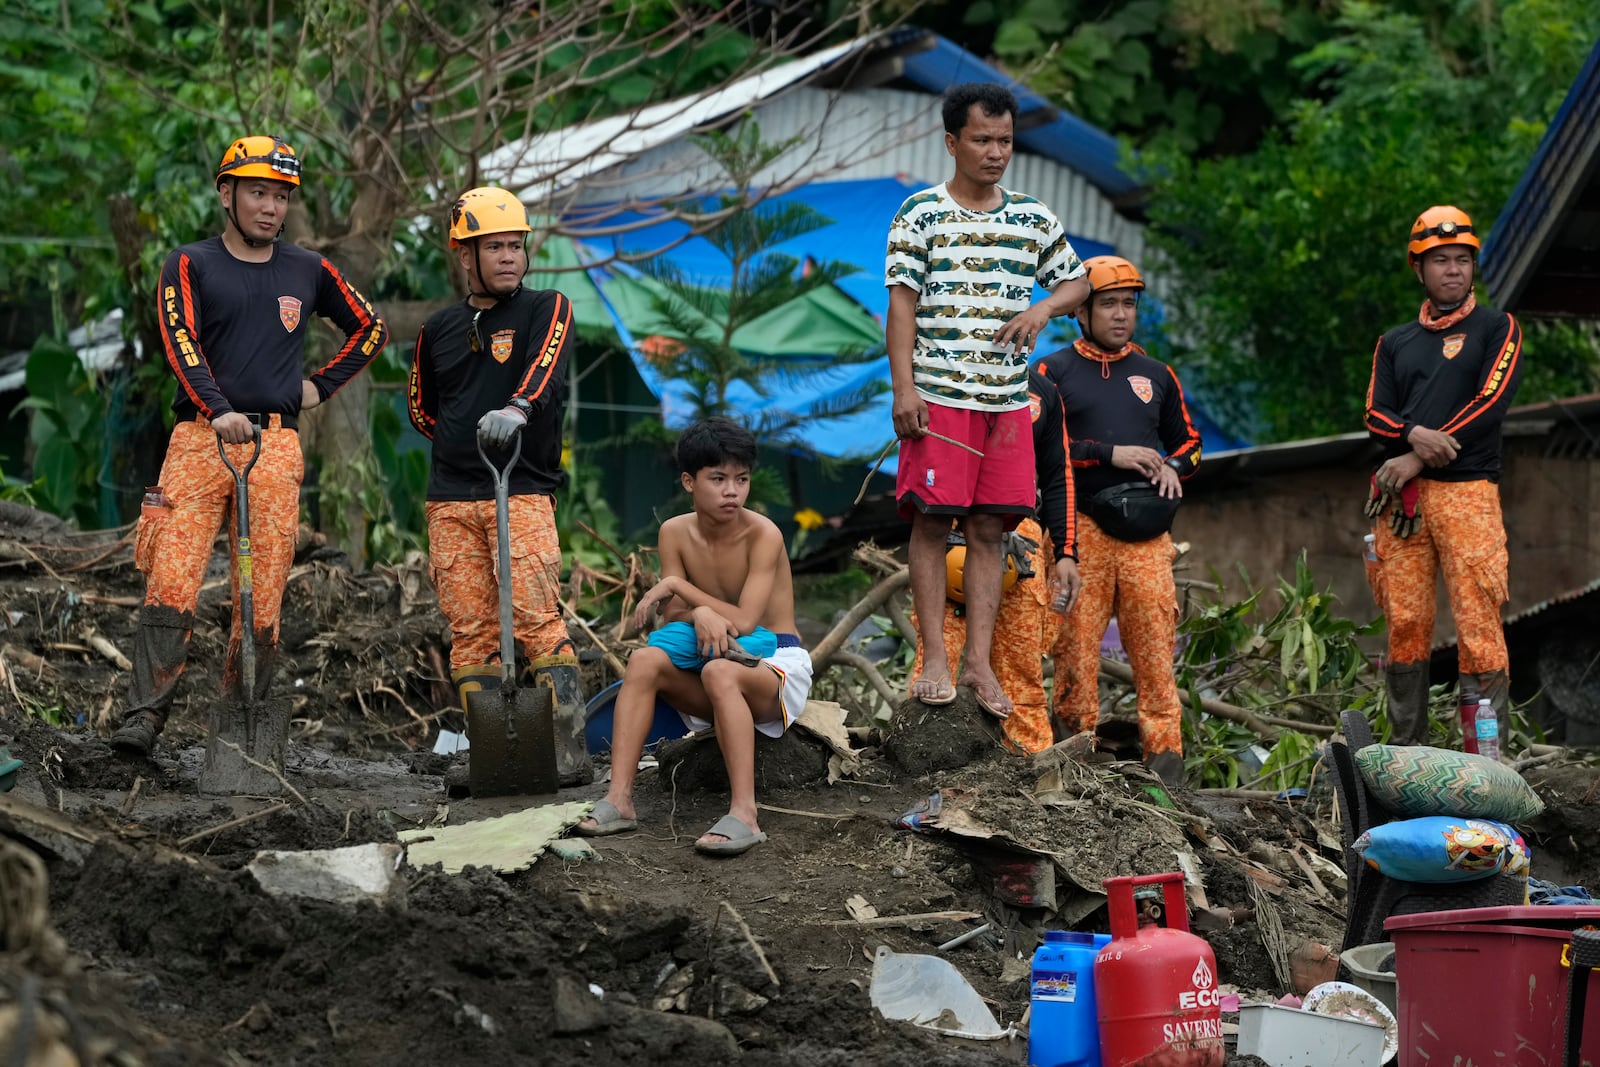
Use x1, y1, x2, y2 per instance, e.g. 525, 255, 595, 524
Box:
1099, 658, 1336, 739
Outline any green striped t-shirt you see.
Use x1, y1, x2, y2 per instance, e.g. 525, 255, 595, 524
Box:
885, 183, 1083, 411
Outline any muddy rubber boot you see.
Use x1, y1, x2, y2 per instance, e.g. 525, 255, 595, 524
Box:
111, 605, 192, 756
445, 665, 501, 797
1146, 750, 1185, 790
529, 651, 592, 787
1466, 669, 1512, 750
1385, 661, 1432, 746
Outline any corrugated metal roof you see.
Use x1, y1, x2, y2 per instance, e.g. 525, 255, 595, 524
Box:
485, 28, 1139, 210
1481, 37, 1600, 317
484, 36, 871, 200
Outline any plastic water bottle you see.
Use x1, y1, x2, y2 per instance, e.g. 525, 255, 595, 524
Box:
1029, 931, 1111, 1067
1475, 698, 1500, 763
1458, 680, 1480, 755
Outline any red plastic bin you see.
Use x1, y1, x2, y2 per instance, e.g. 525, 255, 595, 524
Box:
1386, 905, 1600, 1066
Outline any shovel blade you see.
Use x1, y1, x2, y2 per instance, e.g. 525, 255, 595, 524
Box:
198, 697, 292, 795
467, 683, 559, 798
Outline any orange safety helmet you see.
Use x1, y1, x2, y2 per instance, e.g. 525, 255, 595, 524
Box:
449, 187, 532, 247
1407, 206, 1479, 262
945, 542, 1020, 605
1083, 255, 1145, 293
216, 135, 301, 187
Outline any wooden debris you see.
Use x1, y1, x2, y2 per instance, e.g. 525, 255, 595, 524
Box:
826, 909, 981, 928
84, 628, 131, 671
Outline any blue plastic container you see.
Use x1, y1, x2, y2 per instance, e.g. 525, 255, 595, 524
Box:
1028, 931, 1112, 1067
583, 680, 690, 755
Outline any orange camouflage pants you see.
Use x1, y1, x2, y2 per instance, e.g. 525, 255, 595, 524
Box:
913, 519, 1057, 753
1369, 478, 1509, 672
426, 494, 570, 669
1053, 515, 1182, 758
132, 416, 303, 705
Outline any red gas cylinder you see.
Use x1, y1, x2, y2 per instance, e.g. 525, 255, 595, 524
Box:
1094, 872, 1224, 1067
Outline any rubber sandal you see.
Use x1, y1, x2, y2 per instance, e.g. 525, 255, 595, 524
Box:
573, 798, 638, 837
962, 678, 1013, 720
908, 675, 957, 706
693, 814, 768, 857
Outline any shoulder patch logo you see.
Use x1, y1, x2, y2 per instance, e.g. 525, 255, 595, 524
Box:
1442, 332, 1466, 360
277, 296, 301, 332
490, 329, 516, 365
1128, 374, 1153, 403
1028, 391, 1042, 422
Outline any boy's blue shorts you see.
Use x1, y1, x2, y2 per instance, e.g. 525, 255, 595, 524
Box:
646, 621, 778, 672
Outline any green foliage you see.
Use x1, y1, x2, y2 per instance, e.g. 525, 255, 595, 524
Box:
364, 399, 429, 565
555, 456, 626, 574
11, 337, 101, 526
1141, 0, 1600, 441
1178, 552, 1385, 777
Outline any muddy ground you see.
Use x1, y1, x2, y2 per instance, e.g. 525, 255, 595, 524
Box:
0, 513, 1594, 1065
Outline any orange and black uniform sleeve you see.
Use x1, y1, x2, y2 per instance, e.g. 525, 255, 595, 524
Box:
408, 324, 437, 440
1158, 364, 1201, 478
1028, 368, 1076, 561
1365, 306, 1522, 481
305, 257, 386, 402
513, 291, 574, 414
157, 249, 230, 419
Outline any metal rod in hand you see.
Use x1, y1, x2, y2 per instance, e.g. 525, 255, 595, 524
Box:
217, 428, 264, 702
853, 430, 985, 506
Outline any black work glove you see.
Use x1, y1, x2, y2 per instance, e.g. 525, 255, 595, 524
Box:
477, 406, 527, 449
1001, 531, 1040, 580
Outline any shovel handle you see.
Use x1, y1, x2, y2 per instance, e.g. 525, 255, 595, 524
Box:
216, 424, 264, 481
478, 427, 525, 686
217, 426, 263, 707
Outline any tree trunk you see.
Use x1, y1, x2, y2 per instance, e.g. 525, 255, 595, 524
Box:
294, 133, 403, 568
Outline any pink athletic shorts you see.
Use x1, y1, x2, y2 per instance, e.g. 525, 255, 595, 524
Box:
895, 402, 1035, 527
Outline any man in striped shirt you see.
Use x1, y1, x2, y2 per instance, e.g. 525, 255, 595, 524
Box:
1363, 205, 1523, 745
885, 82, 1089, 718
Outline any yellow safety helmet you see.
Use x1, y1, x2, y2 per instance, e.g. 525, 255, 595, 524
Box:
449, 187, 532, 247
1408, 206, 1479, 263
945, 542, 1020, 605
216, 135, 301, 187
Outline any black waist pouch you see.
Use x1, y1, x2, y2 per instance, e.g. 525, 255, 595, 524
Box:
1086, 481, 1181, 543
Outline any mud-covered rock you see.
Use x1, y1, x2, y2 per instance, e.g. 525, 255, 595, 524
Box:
881, 689, 1005, 776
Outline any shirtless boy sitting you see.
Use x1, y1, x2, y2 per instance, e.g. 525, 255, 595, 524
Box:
575, 417, 812, 856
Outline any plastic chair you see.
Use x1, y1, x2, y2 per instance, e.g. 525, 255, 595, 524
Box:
1564, 927, 1600, 1066
1332, 709, 1523, 952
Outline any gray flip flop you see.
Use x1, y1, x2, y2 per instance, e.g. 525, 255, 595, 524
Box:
573, 798, 638, 837
694, 814, 767, 857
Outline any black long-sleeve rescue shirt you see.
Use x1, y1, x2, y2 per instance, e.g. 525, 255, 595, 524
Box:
1028, 367, 1076, 561
1364, 304, 1522, 482
1035, 340, 1202, 507
157, 237, 386, 422
409, 288, 574, 501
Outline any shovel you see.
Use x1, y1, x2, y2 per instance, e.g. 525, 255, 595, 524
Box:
467, 428, 559, 798
199, 426, 290, 795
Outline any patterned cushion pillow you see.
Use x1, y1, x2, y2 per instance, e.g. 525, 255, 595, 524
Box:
1354, 744, 1545, 824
